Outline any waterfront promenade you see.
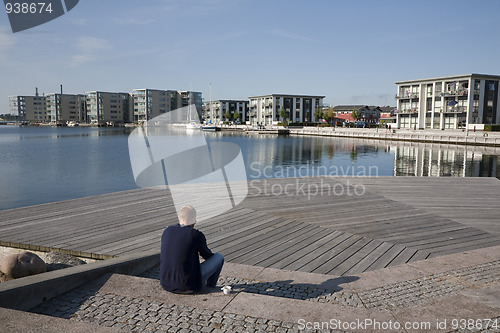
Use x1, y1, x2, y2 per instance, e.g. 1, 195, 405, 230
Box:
236, 124, 500, 146
290, 127, 500, 147
1, 177, 499, 332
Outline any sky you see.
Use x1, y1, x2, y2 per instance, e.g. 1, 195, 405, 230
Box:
1, 0, 500, 113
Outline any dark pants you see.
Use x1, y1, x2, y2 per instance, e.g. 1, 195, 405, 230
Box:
200, 252, 224, 287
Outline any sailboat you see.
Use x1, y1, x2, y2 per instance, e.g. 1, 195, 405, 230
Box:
186, 104, 201, 129
202, 83, 218, 131
186, 122, 201, 129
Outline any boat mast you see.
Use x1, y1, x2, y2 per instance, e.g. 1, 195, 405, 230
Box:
209, 83, 213, 124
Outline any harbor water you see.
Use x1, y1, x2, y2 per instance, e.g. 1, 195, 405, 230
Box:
1, 125, 499, 211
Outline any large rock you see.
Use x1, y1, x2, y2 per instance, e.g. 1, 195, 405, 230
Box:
0, 251, 46, 279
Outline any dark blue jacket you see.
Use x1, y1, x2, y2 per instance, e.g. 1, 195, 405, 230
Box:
160, 224, 213, 292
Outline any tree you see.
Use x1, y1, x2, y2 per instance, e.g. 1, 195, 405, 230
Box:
351, 108, 361, 121
322, 107, 336, 125
279, 107, 289, 123
314, 106, 323, 122
224, 110, 232, 121
233, 110, 240, 121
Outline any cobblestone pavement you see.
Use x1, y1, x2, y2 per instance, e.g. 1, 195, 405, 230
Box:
29, 260, 500, 333
359, 260, 500, 311
32, 289, 340, 333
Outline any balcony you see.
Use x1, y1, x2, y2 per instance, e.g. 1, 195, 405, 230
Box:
445, 106, 467, 113
395, 108, 419, 114
440, 89, 468, 97
396, 93, 419, 99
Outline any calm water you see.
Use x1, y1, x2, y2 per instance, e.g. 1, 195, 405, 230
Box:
1, 126, 500, 210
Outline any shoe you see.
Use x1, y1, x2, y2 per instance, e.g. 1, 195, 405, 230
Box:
173, 290, 193, 294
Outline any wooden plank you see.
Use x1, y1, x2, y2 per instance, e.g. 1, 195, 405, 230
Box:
342, 241, 394, 275
241, 227, 328, 267
221, 220, 307, 261
407, 249, 431, 262
299, 234, 363, 273
314, 237, 372, 275
227, 222, 313, 263
283, 232, 353, 271
331, 239, 386, 275
272, 230, 345, 270
398, 228, 494, 247
209, 217, 298, 251
387, 247, 420, 266
424, 236, 500, 254
364, 244, 407, 271
411, 233, 500, 251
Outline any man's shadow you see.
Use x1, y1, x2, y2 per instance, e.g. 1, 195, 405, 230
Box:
213, 276, 359, 300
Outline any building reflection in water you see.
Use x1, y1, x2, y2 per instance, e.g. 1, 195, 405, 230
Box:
205, 131, 500, 179
393, 143, 499, 177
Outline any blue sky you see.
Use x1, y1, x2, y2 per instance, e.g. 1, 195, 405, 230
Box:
1, 0, 500, 113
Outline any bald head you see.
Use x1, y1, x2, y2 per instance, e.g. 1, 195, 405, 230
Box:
178, 205, 197, 226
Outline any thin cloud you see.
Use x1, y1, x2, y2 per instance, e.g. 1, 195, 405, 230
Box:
0, 30, 15, 61
0, 30, 15, 50
271, 29, 320, 44
70, 36, 111, 66
67, 18, 88, 25
113, 17, 157, 25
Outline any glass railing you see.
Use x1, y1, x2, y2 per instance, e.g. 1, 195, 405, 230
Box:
395, 109, 419, 114
439, 89, 468, 96
396, 93, 419, 99
445, 106, 467, 113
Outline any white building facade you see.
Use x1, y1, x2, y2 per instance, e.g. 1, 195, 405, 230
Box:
395, 74, 500, 130
248, 94, 325, 126
203, 100, 249, 124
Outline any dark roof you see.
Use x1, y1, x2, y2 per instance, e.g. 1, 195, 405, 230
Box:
333, 105, 383, 112
333, 105, 367, 112
249, 94, 325, 99
380, 106, 397, 113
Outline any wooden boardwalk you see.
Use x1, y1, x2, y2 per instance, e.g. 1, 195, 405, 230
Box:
1, 177, 499, 276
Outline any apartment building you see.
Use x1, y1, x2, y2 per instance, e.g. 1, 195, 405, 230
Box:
178, 91, 203, 122
131, 89, 203, 122
178, 91, 203, 110
132, 89, 177, 122
395, 73, 500, 130
248, 94, 325, 125
86, 91, 133, 124
203, 100, 249, 123
9, 95, 47, 122
46, 93, 86, 123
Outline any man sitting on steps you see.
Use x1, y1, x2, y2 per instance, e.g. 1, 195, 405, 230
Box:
160, 205, 224, 293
